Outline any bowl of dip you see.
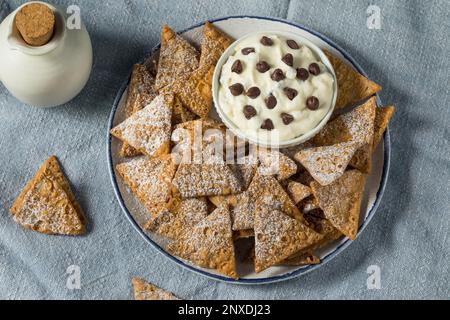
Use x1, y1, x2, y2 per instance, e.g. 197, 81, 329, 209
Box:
212, 31, 338, 148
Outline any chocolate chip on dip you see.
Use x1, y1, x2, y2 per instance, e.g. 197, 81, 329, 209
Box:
241, 47, 256, 55
271, 69, 285, 82
260, 36, 273, 46
256, 61, 270, 73
309, 63, 321, 76
218, 33, 335, 143
265, 95, 278, 109
244, 105, 257, 119
246, 87, 261, 99
287, 40, 300, 49
229, 83, 244, 96
231, 60, 243, 74
261, 119, 274, 131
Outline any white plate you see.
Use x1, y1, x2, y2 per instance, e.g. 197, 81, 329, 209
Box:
107, 16, 391, 285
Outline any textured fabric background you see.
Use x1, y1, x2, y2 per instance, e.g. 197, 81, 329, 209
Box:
0, 0, 449, 300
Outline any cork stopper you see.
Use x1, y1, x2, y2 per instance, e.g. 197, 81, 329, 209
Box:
15, 3, 55, 47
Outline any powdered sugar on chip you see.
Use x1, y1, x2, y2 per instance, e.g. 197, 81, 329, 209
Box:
295, 142, 358, 186
116, 156, 177, 217
167, 203, 238, 279
111, 95, 173, 158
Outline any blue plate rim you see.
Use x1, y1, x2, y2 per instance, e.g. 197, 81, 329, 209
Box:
107, 15, 391, 285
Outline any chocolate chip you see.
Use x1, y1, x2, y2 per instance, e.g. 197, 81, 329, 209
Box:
243, 105, 257, 119
265, 95, 277, 109
287, 40, 300, 49
283, 87, 298, 101
246, 87, 261, 99
282, 53, 294, 67
306, 96, 320, 110
296, 68, 309, 81
281, 113, 294, 125
241, 47, 255, 55
271, 69, 285, 82
229, 83, 244, 96
309, 63, 321, 76
261, 119, 274, 131
256, 61, 270, 73
231, 60, 243, 74
260, 36, 273, 46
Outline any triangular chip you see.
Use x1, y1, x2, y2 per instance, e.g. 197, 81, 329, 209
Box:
199, 21, 233, 69
121, 64, 158, 158
145, 197, 208, 240
167, 203, 238, 279
295, 142, 358, 186
258, 149, 297, 181
373, 106, 395, 148
154, 25, 199, 90
324, 50, 381, 110
254, 207, 322, 273
132, 277, 180, 300
10, 156, 86, 235
286, 181, 312, 204
172, 160, 242, 199
169, 65, 215, 118
311, 170, 365, 240
116, 155, 178, 217
232, 172, 301, 231
314, 98, 376, 174
111, 94, 173, 158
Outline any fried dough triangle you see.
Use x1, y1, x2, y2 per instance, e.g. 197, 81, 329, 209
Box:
132, 278, 180, 300
172, 159, 242, 198
111, 94, 173, 158
311, 170, 365, 240
314, 97, 377, 174
116, 155, 178, 217
167, 203, 238, 279
295, 142, 358, 186
199, 21, 233, 69
324, 50, 381, 110
254, 207, 322, 273
232, 172, 301, 231
155, 25, 199, 90
10, 156, 86, 235
121, 64, 158, 158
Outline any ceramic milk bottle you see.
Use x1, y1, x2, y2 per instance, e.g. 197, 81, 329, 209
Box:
0, 1, 92, 107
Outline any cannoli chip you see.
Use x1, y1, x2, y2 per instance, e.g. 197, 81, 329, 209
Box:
172, 160, 242, 199
200, 21, 233, 69
254, 207, 322, 273
10, 156, 86, 235
232, 172, 301, 231
132, 277, 180, 300
295, 142, 358, 186
258, 149, 297, 181
116, 155, 178, 217
279, 251, 321, 267
155, 25, 199, 90
324, 50, 381, 110
311, 170, 365, 240
167, 204, 238, 279
111, 95, 173, 158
